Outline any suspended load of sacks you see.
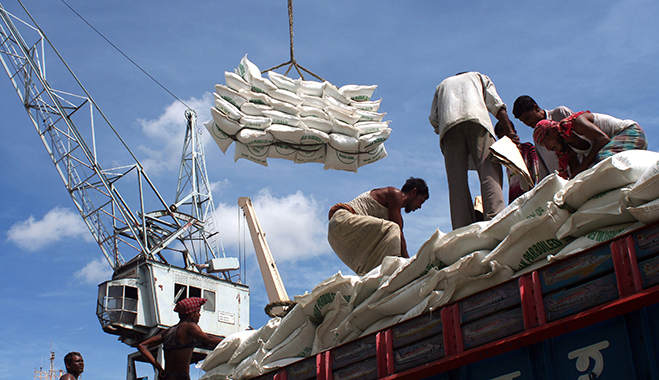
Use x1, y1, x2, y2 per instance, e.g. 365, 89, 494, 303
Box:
206, 55, 390, 172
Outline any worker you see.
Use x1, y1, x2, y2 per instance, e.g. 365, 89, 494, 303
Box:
494, 121, 540, 203
59, 352, 84, 380
512, 95, 573, 179
138, 297, 224, 380
533, 111, 648, 179
429, 71, 518, 230
327, 177, 429, 275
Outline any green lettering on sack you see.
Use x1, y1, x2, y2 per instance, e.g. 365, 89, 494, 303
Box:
313, 292, 337, 320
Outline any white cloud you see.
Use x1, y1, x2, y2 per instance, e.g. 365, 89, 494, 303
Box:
213, 188, 331, 262
137, 93, 213, 175
6, 206, 93, 251
74, 259, 114, 285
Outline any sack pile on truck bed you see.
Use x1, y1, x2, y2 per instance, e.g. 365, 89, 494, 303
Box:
206, 55, 390, 172
200, 149, 659, 380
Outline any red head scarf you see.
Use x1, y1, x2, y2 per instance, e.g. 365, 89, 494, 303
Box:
174, 297, 206, 314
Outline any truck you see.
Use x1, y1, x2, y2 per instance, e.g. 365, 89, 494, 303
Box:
243, 220, 659, 380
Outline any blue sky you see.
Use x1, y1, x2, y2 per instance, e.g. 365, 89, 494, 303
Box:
1, 1, 658, 379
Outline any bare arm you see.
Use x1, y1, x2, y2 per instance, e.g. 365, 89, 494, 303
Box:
384, 187, 408, 258
137, 334, 165, 376
571, 113, 611, 176
371, 187, 408, 258
495, 107, 520, 145
184, 323, 225, 348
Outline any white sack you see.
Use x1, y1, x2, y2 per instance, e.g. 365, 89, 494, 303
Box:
225, 71, 250, 92
238, 90, 272, 106
628, 159, 659, 203
351, 98, 382, 112
269, 98, 301, 116
298, 80, 325, 97
234, 142, 269, 166
262, 319, 317, 365
549, 222, 642, 262
449, 261, 515, 302
240, 115, 271, 130
228, 318, 281, 365
629, 198, 659, 224
295, 144, 326, 164
434, 221, 500, 267
355, 109, 386, 122
482, 202, 572, 270
214, 84, 248, 108
268, 88, 304, 107
214, 94, 244, 121
355, 121, 391, 136
240, 102, 272, 117
554, 150, 659, 210
263, 304, 308, 350
235, 128, 274, 146
359, 144, 388, 167
200, 330, 257, 371
483, 173, 567, 240
359, 128, 391, 151
556, 187, 636, 239
300, 106, 329, 119
323, 82, 350, 104
324, 145, 358, 172
340, 84, 377, 102
200, 363, 236, 380
267, 143, 297, 161
300, 94, 327, 108
205, 121, 234, 154
302, 117, 333, 133
237, 54, 262, 83
266, 124, 307, 144
267, 71, 301, 93
231, 347, 266, 380
261, 109, 302, 127
294, 272, 358, 323
312, 291, 353, 354
211, 107, 243, 136
250, 76, 278, 94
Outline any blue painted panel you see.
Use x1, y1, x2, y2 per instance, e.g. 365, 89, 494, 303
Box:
545, 315, 637, 380
539, 244, 613, 294
462, 345, 537, 380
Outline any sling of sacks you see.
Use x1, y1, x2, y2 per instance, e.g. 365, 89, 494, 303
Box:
200, 149, 659, 380
205, 55, 390, 172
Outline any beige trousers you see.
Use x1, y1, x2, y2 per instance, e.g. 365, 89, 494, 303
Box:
327, 209, 401, 275
441, 121, 504, 229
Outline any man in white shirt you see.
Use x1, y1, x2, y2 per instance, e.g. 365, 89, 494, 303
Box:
429, 72, 518, 230
512, 95, 573, 179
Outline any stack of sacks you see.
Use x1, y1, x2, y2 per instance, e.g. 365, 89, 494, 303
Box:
200, 151, 659, 379
205, 55, 391, 172
544, 150, 659, 262
627, 158, 659, 224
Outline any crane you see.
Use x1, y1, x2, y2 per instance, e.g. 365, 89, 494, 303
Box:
0, 2, 249, 378
238, 197, 290, 316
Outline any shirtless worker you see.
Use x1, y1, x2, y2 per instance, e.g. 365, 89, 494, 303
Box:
138, 297, 224, 380
59, 352, 84, 380
327, 177, 429, 275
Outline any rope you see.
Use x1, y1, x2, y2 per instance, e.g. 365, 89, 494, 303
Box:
60, 0, 190, 109
264, 300, 297, 318
261, 0, 325, 82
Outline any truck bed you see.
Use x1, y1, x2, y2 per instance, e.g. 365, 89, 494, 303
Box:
251, 221, 659, 380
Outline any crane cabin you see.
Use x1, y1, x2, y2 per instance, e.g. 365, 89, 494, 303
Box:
96, 256, 250, 348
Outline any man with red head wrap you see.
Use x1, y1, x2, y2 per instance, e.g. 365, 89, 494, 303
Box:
138, 297, 224, 380
534, 111, 647, 178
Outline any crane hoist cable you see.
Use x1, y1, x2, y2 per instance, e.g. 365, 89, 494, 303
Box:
261, 0, 325, 82
59, 0, 191, 110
